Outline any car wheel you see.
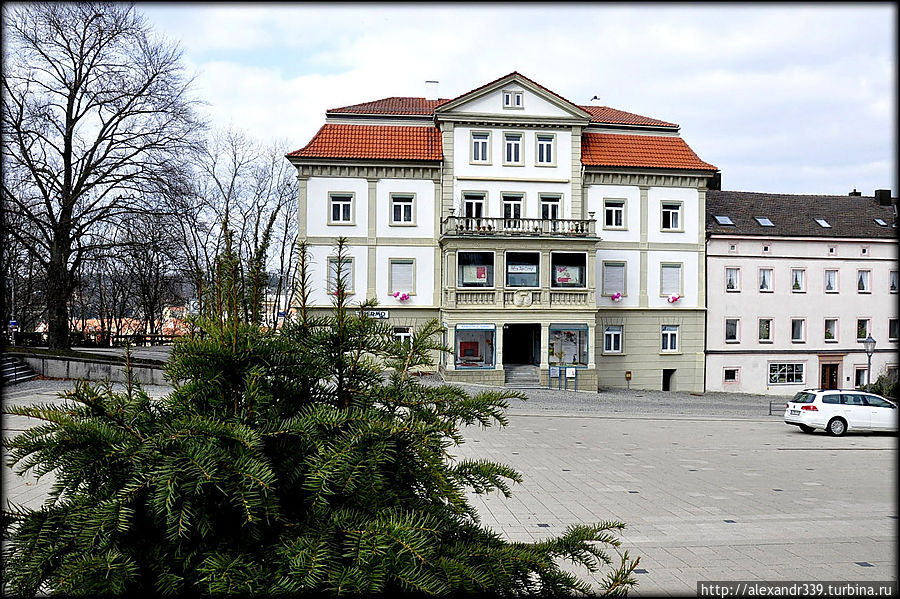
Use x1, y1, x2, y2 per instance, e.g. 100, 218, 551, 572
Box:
799, 424, 815, 434
827, 418, 847, 437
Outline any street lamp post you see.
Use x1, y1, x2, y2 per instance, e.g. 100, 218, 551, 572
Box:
863, 335, 876, 392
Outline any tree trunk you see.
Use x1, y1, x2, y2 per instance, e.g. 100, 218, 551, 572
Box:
46, 250, 71, 349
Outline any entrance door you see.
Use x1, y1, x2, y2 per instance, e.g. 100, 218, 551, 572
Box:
662, 369, 676, 391
821, 363, 839, 389
503, 324, 539, 365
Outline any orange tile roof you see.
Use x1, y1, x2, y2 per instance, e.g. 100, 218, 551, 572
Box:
578, 105, 677, 128
287, 124, 442, 161
582, 133, 717, 171
327, 97, 450, 115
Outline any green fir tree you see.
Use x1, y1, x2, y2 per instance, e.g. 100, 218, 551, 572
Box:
2, 237, 639, 596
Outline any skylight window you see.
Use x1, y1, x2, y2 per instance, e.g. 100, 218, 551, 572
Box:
874, 218, 888, 226
815, 218, 831, 228
714, 215, 734, 225
755, 217, 774, 227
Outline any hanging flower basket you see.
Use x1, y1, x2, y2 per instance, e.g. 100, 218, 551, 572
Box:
393, 291, 411, 302
610, 292, 623, 302
666, 293, 681, 303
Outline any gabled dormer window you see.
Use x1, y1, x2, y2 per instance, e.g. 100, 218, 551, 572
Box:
503, 90, 523, 109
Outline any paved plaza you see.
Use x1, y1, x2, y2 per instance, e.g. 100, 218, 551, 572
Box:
3, 378, 896, 596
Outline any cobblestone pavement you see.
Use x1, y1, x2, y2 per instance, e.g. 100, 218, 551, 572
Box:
3, 379, 896, 596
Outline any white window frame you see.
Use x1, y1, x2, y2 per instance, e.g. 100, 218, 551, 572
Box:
725, 318, 740, 344
505, 251, 541, 289
661, 201, 683, 232
389, 193, 416, 226
890, 270, 898, 293
723, 367, 740, 384
502, 193, 523, 224
824, 269, 839, 293
388, 258, 416, 296
327, 256, 354, 294
725, 267, 741, 292
857, 318, 870, 341
503, 132, 524, 165
470, 131, 491, 164
758, 318, 773, 343
540, 195, 561, 229
328, 192, 355, 225
535, 133, 556, 166
601, 261, 627, 297
661, 325, 679, 353
603, 199, 627, 230
768, 362, 805, 385
791, 318, 806, 343
457, 251, 495, 288
550, 252, 587, 289
854, 366, 869, 389
603, 325, 623, 354
502, 89, 524, 109
824, 318, 839, 343
857, 269, 871, 293
890, 318, 899, 342
660, 263, 683, 297
394, 326, 412, 347
790, 268, 806, 293
758, 268, 774, 293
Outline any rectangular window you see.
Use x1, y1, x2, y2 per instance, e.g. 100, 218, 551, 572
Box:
889, 318, 899, 341
394, 326, 412, 347
857, 269, 871, 293
603, 199, 626, 229
724, 368, 740, 383
328, 193, 354, 224
549, 326, 588, 366
471, 131, 490, 163
502, 90, 523, 109
725, 318, 740, 343
455, 326, 495, 368
602, 262, 626, 297
551, 253, 586, 288
791, 268, 805, 292
661, 202, 682, 231
725, 267, 740, 292
825, 269, 838, 293
389, 259, 415, 295
536, 134, 555, 165
660, 263, 682, 296
758, 318, 772, 343
462, 193, 485, 230
502, 194, 523, 229
759, 268, 773, 292
457, 251, 494, 288
855, 367, 869, 389
661, 325, 679, 352
791, 318, 805, 343
891, 270, 898, 293
540, 195, 560, 220
824, 318, 838, 342
504, 133, 523, 164
506, 252, 539, 287
857, 318, 870, 341
327, 257, 354, 294
769, 363, 805, 384
604, 325, 623, 353
390, 194, 415, 225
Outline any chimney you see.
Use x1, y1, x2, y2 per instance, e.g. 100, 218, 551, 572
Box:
849, 188, 862, 196
425, 80, 439, 101
874, 189, 892, 206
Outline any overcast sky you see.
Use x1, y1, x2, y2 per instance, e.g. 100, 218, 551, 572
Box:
140, 3, 897, 196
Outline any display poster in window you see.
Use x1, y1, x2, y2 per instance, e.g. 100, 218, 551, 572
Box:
508, 264, 536, 273
554, 265, 582, 285
461, 265, 488, 284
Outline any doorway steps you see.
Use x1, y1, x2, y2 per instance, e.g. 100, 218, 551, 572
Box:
2, 355, 38, 385
504, 364, 541, 388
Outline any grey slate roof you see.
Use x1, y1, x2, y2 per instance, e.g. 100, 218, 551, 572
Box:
706, 190, 896, 238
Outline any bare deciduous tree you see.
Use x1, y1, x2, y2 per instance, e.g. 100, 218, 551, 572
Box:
1, 2, 203, 348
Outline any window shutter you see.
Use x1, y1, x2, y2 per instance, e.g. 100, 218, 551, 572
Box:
391, 261, 414, 292
661, 265, 681, 295
603, 263, 625, 294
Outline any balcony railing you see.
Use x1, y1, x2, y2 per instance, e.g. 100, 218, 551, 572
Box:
441, 216, 596, 237
443, 288, 593, 309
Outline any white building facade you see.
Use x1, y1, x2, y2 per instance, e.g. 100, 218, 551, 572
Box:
705, 191, 898, 395
287, 72, 718, 392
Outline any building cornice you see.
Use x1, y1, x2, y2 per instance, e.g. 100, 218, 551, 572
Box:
583, 170, 713, 188
437, 114, 590, 128
289, 161, 441, 181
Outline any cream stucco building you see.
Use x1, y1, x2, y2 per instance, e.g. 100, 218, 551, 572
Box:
286, 72, 718, 392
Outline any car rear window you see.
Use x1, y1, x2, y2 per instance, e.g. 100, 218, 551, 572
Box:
791, 392, 816, 404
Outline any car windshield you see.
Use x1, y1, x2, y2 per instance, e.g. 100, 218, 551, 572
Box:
791, 392, 816, 404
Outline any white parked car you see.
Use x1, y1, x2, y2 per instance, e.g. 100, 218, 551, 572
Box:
784, 389, 898, 436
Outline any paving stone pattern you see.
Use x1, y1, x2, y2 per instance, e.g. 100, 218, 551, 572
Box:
2, 379, 896, 596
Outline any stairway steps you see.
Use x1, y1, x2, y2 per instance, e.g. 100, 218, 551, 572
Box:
1, 356, 38, 385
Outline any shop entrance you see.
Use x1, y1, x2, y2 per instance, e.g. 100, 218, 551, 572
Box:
503, 323, 540, 365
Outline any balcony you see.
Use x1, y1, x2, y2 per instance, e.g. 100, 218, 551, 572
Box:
443, 288, 594, 309
441, 216, 596, 238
